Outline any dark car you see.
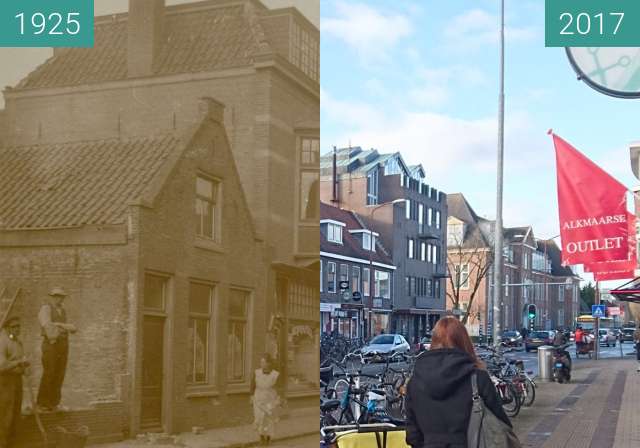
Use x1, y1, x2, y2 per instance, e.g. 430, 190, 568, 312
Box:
525, 330, 554, 352
500, 330, 523, 347
620, 327, 636, 343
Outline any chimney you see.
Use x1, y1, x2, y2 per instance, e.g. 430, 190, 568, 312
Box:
127, 0, 165, 78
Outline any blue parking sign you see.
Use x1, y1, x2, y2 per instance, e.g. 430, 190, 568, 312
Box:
592, 304, 606, 318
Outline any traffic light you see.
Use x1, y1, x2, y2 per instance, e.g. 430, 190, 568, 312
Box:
527, 304, 536, 320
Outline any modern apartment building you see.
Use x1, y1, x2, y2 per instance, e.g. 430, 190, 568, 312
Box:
320, 147, 447, 342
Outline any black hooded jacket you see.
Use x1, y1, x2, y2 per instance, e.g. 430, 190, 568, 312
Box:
405, 348, 512, 448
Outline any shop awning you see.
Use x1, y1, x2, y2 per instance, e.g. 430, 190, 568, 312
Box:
609, 277, 640, 302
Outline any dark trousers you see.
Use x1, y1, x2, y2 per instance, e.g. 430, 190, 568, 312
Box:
0, 374, 22, 448
37, 338, 68, 409
636, 342, 640, 361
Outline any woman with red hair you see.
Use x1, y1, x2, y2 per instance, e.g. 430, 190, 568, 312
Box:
405, 317, 511, 447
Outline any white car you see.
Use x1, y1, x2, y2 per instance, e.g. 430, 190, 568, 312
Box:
598, 329, 616, 347
361, 334, 411, 356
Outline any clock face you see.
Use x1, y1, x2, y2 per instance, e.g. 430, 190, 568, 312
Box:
566, 47, 640, 98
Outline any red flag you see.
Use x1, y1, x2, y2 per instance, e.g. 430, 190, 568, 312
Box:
584, 213, 637, 281
553, 133, 629, 265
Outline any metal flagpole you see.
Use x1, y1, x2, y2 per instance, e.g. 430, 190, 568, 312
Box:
492, 0, 505, 347
595, 280, 600, 360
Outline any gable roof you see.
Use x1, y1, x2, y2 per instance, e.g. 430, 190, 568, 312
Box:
446, 193, 491, 248
0, 134, 179, 229
14, 1, 268, 90
536, 239, 576, 277
320, 202, 393, 267
319, 147, 410, 178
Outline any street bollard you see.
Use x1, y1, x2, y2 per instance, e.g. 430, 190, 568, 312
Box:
538, 346, 554, 382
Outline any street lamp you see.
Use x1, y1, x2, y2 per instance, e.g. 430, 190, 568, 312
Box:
492, 0, 506, 348
366, 198, 404, 339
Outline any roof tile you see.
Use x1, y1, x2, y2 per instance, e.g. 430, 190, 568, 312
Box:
15, 4, 261, 90
0, 135, 179, 229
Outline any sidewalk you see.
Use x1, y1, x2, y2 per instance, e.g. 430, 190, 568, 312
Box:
97, 407, 318, 448
512, 358, 640, 448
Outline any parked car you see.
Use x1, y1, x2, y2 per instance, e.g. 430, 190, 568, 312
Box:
500, 330, 523, 347
598, 329, 617, 347
620, 327, 636, 343
361, 334, 411, 356
525, 331, 554, 352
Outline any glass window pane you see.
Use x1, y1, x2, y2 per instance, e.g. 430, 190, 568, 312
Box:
229, 289, 248, 318
194, 319, 208, 383
300, 171, 319, 220
227, 321, 246, 382
144, 274, 166, 310
196, 177, 213, 198
190, 283, 211, 314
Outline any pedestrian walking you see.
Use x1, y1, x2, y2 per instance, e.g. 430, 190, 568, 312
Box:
405, 316, 513, 448
0, 316, 30, 448
251, 354, 281, 445
37, 287, 76, 412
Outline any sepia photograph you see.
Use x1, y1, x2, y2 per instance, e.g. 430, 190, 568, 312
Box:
0, 0, 319, 446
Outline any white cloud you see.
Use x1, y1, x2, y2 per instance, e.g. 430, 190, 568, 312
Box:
321, 2, 412, 63
444, 8, 538, 51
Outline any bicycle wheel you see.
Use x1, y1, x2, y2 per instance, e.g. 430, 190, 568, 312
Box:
522, 377, 536, 407
500, 381, 521, 418
332, 379, 353, 424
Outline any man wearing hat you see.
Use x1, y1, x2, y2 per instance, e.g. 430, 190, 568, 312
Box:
0, 316, 30, 447
37, 287, 76, 412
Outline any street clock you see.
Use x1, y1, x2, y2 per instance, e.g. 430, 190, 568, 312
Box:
566, 47, 640, 98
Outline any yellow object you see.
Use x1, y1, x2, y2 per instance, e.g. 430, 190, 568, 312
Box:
336, 430, 411, 448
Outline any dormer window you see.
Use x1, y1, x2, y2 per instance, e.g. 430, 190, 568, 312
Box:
362, 232, 377, 252
328, 223, 342, 244
322, 220, 345, 244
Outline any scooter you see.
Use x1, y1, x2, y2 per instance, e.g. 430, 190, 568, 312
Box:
552, 344, 572, 383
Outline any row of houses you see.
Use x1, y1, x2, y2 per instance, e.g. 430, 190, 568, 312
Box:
0, 0, 319, 443
318, 146, 580, 343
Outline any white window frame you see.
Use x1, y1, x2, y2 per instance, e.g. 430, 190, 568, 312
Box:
456, 264, 470, 290
195, 175, 221, 242
327, 262, 337, 293
420, 242, 427, 261
375, 270, 391, 299
363, 268, 371, 297
327, 223, 343, 244
435, 210, 441, 229
405, 199, 411, 220
408, 239, 415, 259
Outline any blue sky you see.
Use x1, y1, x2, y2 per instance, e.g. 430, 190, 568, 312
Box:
320, 0, 640, 242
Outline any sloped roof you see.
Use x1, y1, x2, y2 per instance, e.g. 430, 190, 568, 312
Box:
537, 239, 576, 277
504, 226, 532, 244
15, 2, 266, 90
446, 193, 491, 248
320, 202, 393, 266
0, 134, 179, 229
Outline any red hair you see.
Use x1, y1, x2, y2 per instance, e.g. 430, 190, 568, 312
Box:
431, 317, 484, 368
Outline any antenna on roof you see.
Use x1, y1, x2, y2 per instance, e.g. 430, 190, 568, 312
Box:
332, 146, 339, 204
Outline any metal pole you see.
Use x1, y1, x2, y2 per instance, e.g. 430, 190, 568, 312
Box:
492, 0, 505, 347
595, 281, 600, 360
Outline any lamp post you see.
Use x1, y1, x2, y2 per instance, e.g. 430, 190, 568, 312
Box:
366, 198, 404, 339
492, 0, 506, 347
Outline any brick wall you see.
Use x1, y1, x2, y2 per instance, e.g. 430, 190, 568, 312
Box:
135, 116, 266, 433
0, 244, 130, 408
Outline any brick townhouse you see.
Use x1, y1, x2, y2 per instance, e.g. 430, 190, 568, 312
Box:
446, 193, 580, 338
0, 0, 318, 442
320, 147, 448, 343
320, 202, 395, 339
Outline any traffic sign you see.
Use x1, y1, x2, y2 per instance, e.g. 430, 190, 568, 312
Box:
592, 304, 606, 318
609, 306, 621, 316
339, 281, 349, 291
352, 291, 362, 301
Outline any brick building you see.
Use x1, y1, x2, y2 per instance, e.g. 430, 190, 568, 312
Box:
0, 0, 318, 441
320, 202, 395, 339
446, 193, 580, 337
320, 147, 447, 342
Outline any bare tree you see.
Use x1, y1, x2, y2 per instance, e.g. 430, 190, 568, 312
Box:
446, 237, 493, 325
